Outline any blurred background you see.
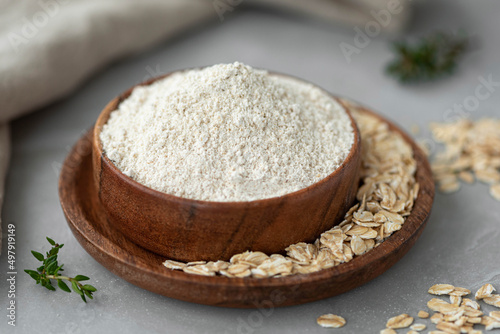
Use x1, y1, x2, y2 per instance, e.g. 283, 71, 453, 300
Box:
1, 0, 499, 333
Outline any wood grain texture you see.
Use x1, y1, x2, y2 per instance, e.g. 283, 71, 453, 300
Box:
59, 107, 434, 308
92, 73, 362, 262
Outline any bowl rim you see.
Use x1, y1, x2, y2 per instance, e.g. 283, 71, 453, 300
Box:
60, 104, 435, 307
93, 69, 361, 207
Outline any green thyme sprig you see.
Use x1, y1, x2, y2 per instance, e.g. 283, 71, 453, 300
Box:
24, 237, 97, 303
386, 31, 469, 83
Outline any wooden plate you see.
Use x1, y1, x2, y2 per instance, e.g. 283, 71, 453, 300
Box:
59, 107, 434, 308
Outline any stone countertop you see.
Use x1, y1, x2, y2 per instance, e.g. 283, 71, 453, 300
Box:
1, 1, 500, 333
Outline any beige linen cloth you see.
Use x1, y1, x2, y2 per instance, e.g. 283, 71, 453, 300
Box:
0, 0, 411, 249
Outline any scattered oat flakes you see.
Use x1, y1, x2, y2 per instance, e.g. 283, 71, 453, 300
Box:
350, 235, 367, 256
411, 323, 426, 331
316, 314, 346, 328
418, 310, 429, 319
436, 322, 460, 334
450, 295, 461, 306
483, 295, 500, 308
428, 118, 500, 201
429, 284, 456, 295
183, 264, 215, 276
454, 316, 467, 326
443, 307, 464, 321
375, 283, 499, 334
464, 307, 483, 318
476, 284, 496, 300
422, 284, 500, 333
380, 328, 397, 334
450, 287, 471, 297
386, 314, 414, 329
226, 263, 252, 277
468, 316, 483, 324
482, 315, 500, 330
462, 298, 481, 310
163, 259, 187, 270
439, 180, 461, 193
490, 311, 500, 321
428, 298, 454, 313
186, 261, 206, 266
430, 312, 444, 324
476, 169, 500, 184
458, 171, 475, 184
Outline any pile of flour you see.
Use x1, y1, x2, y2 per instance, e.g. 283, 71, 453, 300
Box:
100, 62, 354, 201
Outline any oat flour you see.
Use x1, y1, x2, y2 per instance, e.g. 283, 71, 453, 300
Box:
100, 62, 354, 201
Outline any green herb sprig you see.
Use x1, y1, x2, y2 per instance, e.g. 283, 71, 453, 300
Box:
386, 31, 469, 83
24, 237, 97, 302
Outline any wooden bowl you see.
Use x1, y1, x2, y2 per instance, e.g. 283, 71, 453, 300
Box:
59, 105, 434, 308
92, 72, 361, 262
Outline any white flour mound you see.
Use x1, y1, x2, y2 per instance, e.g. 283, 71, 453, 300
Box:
100, 62, 354, 202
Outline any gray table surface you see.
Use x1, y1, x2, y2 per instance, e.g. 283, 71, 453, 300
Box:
2, 1, 500, 333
